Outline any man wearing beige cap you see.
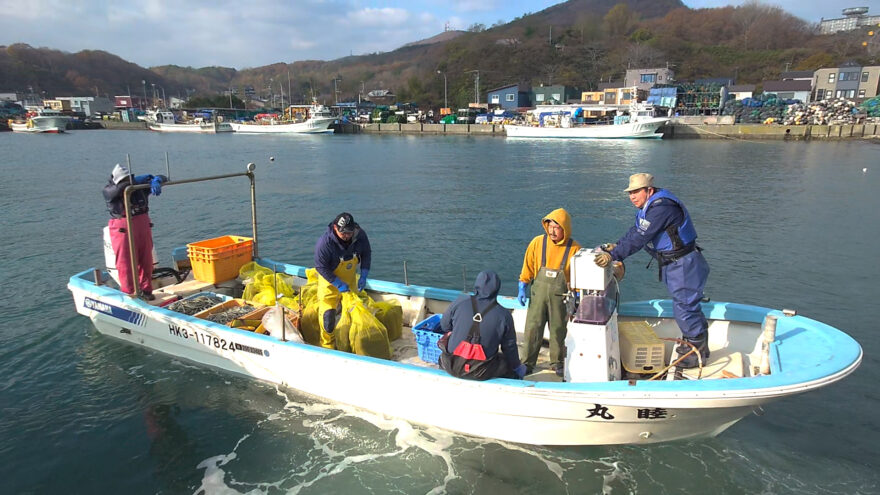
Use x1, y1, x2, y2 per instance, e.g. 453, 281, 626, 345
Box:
594, 173, 710, 368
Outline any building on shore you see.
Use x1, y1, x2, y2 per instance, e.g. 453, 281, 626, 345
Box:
813, 63, 880, 102
820, 7, 880, 34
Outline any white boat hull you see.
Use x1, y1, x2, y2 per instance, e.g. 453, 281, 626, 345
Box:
229, 117, 336, 134
505, 117, 669, 139
148, 121, 233, 133
68, 263, 861, 446
10, 115, 70, 133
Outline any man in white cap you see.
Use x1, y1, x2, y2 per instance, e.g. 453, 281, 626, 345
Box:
102, 164, 167, 300
594, 173, 710, 368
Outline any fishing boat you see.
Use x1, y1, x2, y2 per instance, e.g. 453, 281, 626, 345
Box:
8, 108, 72, 133
146, 110, 233, 133
229, 104, 335, 134
505, 103, 669, 139
66, 164, 862, 446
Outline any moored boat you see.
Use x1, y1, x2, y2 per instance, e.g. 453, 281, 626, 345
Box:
8, 108, 72, 133
505, 103, 669, 139
66, 164, 862, 446
230, 104, 335, 134
147, 110, 233, 133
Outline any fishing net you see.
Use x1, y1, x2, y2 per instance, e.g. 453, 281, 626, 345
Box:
338, 292, 391, 359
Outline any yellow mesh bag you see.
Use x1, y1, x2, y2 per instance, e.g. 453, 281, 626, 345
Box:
299, 304, 321, 346
341, 292, 391, 359
368, 300, 402, 341
239, 261, 273, 282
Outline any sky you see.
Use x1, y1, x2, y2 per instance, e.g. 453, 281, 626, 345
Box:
0, 0, 850, 69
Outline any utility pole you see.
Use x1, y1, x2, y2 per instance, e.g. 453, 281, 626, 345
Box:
466, 70, 480, 105
436, 71, 447, 109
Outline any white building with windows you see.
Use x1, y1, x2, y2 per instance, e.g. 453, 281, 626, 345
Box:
820, 7, 880, 34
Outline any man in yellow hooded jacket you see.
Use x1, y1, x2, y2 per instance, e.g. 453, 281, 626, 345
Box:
517, 208, 581, 376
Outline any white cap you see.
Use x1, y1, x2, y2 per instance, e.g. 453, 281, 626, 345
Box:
111, 163, 130, 184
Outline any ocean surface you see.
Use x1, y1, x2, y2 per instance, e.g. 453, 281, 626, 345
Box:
0, 130, 877, 494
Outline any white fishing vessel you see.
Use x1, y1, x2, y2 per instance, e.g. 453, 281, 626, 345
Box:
505, 103, 669, 139
8, 108, 72, 133
67, 163, 862, 446
230, 104, 336, 134
147, 110, 233, 133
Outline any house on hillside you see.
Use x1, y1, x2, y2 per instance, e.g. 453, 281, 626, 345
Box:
532, 85, 576, 105
761, 80, 811, 102
813, 63, 880, 102
365, 89, 396, 105
486, 84, 530, 110
727, 84, 755, 100
624, 67, 675, 91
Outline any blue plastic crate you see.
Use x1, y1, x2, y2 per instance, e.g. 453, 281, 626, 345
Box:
412, 314, 444, 364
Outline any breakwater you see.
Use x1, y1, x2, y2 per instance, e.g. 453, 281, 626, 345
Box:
340, 122, 880, 140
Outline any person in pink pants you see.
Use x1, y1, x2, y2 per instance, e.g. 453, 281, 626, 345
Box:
102, 164, 166, 300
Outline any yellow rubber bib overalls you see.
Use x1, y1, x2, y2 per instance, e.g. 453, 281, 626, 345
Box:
317, 254, 360, 349
521, 236, 573, 371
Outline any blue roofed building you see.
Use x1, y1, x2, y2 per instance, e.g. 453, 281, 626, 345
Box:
486, 83, 531, 110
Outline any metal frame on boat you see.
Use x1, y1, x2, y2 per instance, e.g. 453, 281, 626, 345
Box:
67, 163, 862, 446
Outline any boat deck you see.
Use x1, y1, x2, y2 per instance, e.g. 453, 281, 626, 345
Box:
131, 268, 755, 384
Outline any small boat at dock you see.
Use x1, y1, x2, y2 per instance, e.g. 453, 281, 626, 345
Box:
67, 163, 862, 446
505, 103, 669, 139
8, 108, 72, 133
230, 104, 335, 134
146, 110, 233, 133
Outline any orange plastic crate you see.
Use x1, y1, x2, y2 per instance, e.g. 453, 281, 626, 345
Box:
186, 235, 253, 284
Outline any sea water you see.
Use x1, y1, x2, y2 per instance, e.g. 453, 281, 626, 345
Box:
1, 130, 878, 493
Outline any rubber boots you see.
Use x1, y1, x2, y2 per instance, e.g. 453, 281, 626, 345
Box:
676, 333, 710, 369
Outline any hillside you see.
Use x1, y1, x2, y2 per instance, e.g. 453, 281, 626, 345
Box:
1, 0, 877, 109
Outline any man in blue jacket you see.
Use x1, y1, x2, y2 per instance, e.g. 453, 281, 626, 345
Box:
439, 271, 527, 380
314, 212, 371, 349
595, 173, 710, 368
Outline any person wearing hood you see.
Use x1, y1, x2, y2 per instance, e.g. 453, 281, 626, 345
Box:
314, 212, 371, 349
518, 208, 582, 377
102, 163, 167, 300
594, 173, 710, 368
438, 271, 526, 380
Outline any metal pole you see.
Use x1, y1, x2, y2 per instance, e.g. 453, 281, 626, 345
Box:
403, 260, 409, 285
121, 165, 258, 298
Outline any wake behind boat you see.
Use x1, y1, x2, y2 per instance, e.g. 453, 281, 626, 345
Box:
230, 104, 336, 134
505, 103, 669, 139
66, 163, 861, 446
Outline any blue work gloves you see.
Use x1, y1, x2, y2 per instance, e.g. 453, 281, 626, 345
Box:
357, 268, 369, 291
133, 174, 153, 184
514, 364, 527, 379
517, 281, 529, 306
331, 277, 350, 292
150, 175, 165, 196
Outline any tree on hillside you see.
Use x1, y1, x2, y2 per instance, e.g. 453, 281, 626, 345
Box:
603, 4, 637, 39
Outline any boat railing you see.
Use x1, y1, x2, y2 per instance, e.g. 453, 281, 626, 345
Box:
121, 153, 258, 298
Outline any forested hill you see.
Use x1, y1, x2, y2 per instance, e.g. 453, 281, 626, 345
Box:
1, 0, 876, 108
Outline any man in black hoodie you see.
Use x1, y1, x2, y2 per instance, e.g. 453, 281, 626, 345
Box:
439, 271, 527, 380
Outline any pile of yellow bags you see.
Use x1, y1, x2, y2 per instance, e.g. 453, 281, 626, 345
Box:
238, 263, 402, 360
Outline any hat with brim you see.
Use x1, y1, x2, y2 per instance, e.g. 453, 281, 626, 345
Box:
333, 212, 357, 233
111, 163, 130, 184
624, 173, 654, 192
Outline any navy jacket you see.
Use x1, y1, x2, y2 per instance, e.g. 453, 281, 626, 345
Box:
103, 176, 152, 218
440, 271, 521, 371
611, 191, 686, 261
314, 224, 371, 282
